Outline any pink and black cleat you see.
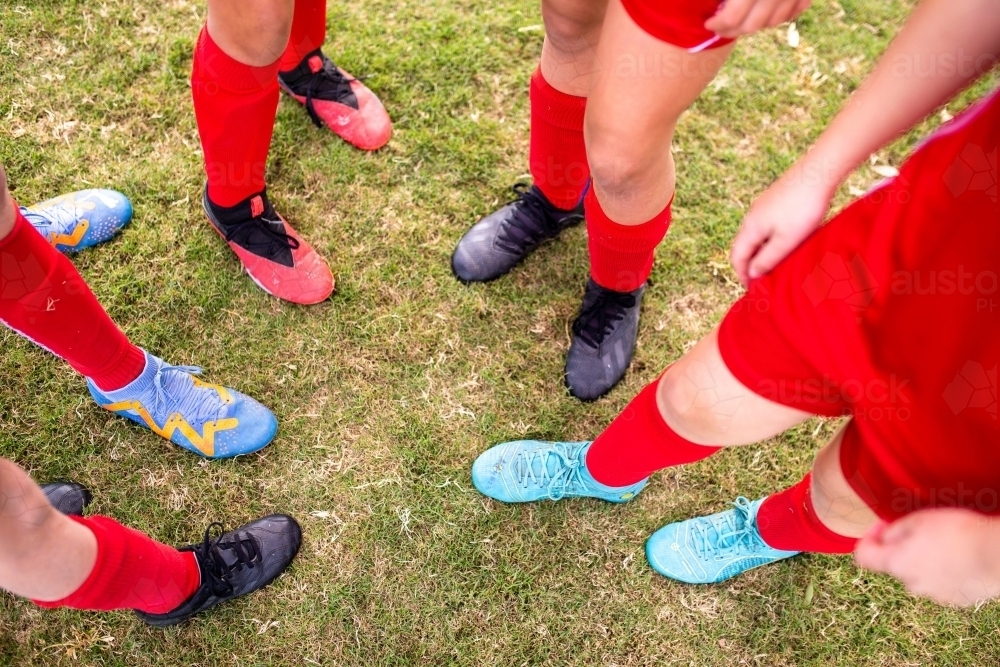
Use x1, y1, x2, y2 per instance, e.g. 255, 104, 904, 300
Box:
203, 188, 334, 306
278, 49, 392, 151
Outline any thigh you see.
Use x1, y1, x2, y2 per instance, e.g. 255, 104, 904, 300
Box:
811, 422, 879, 538
657, 328, 814, 446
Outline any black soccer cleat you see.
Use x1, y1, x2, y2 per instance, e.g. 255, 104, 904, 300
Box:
136, 514, 303, 627
451, 184, 584, 283
41, 482, 93, 517
565, 279, 645, 401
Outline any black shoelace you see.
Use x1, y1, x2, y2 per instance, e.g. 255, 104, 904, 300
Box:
495, 183, 563, 254
572, 287, 636, 348
221, 212, 300, 260
195, 522, 262, 596
301, 58, 361, 127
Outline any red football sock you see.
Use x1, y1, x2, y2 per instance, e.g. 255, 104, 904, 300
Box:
586, 188, 671, 293
280, 0, 327, 71
34, 515, 200, 615
0, 208, 145, 391
529, 67, 589, 210
756, 474, 859, 554
585, 376, 721, 487
192, 27, 280, 207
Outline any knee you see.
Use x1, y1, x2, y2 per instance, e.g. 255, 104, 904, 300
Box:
585, 121, 672, 203
542, 0, 603, 56
656, 369, 730, 444
208, 0, 293, 66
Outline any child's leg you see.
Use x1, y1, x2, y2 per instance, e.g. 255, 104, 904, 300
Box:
759, 423, 879, 546
0, 458, 97, 601
280, 0, 326, 71
564, 0, 734, 400
0, 166, 145, 391
196, 0, 293, 208
585, 328, 813, 486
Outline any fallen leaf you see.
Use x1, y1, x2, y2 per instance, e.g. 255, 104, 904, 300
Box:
787, 23, 800, 48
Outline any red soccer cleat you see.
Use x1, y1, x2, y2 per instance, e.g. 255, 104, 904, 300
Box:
278, 49, 392, 151
203, 188, 334, 306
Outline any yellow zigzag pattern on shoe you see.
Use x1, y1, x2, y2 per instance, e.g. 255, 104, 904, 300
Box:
103, 380, 237, 458
46, 219, 89, 249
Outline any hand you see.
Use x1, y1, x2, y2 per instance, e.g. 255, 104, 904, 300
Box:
705, 0, 812, 39
855, 509, 1000, 607
729, 160, 834, 285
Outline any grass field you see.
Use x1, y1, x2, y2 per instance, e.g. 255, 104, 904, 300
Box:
1, 0, 998, 665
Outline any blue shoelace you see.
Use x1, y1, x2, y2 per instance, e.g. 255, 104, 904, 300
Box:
689, 497, 768, 560
512, 443, 589, 500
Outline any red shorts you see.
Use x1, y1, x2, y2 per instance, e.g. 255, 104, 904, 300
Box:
621, 0, 734, 51
718, 89, 1000, 521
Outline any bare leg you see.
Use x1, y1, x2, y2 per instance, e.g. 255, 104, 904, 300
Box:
0, 458, 97, 601
810, 423, 879, 538
585, 0, 733, 224
656, 328, 813, 446
206, 0, 294, 66
0, 164, 16, 241
539, 0, 610, 96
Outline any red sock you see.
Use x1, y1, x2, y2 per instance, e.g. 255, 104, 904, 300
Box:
192, 27, 280, 207
279, 0, 327, 71
756, 474, 859, 554
529, 67, 589, 210
34, 515, 200, 614
586, 188, 671, 292
585, 377, 721, 487
0, 208, 145, 391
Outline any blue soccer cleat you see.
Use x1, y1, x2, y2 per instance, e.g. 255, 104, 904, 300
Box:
471, 440, 647, 503
645, 496, 800, 584
21, 189, 132, 253
87, 350, 278, 459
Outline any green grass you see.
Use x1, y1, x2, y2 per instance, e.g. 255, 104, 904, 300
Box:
1, 0, 998, 665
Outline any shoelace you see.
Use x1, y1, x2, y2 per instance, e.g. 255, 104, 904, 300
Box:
220, 212, 300, 259
512, 443, 588, 500
195, 522, 261, 597
690, 497, 766, 560
494, 183, 563, 254
301, 58, 363, 128
572, 285, 636, 348
147, 363, 227, 426
19, 205, 74, 235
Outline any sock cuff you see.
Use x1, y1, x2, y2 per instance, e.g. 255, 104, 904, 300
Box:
585, 188, 673, 253
530, 67, 587, 131
193, 26, 281, 93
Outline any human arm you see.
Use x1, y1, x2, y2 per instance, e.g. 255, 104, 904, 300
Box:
730, 0, 1000, 285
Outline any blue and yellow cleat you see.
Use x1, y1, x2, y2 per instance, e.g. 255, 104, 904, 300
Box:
87, 350, 278, 459
645, 497, 800, 584
471, 440, 647, 503
21, 189, 132, 253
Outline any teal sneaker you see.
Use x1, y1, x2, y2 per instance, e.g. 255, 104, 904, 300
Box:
21, 189, 132, 253
645, 496, 800, 584
87, 350, 278, 459
471, 440, 647, 503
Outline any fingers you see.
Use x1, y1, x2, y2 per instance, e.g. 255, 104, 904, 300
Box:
746, 232, 799, 280
730, 221, 769, 286
705, 0, 757, 37
707, 0, 807, 38
854, 530, 893, 572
